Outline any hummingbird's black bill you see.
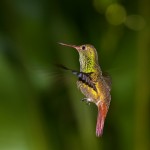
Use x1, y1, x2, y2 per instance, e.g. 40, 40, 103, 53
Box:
58, 42, 79, 50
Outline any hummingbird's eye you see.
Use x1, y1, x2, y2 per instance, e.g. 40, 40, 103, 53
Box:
81, 45, 86, 50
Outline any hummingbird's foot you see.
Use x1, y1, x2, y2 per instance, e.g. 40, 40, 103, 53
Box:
81, 98, 92, 105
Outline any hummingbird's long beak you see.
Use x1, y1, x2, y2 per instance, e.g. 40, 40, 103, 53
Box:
59, 42, 79, 51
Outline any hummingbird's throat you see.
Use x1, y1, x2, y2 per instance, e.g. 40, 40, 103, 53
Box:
79, 55, 99, 73
79, 56, 95, 73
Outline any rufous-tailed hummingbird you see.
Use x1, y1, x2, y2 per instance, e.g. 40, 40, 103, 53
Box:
59, 43, 111, 137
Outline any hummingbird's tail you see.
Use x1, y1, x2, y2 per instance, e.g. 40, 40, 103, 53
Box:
96, 102, 108, 137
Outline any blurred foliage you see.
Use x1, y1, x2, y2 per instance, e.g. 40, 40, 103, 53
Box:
0, 0, 150, 150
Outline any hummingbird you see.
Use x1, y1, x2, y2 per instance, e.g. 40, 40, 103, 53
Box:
59, 43, 111, 137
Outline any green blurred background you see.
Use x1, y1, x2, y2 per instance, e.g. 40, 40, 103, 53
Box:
0, 0, 150, 150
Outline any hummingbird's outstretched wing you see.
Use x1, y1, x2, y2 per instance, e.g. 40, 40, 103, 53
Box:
56, 64, 74, 71
102, 72, 112, 91
73, 72, 97, 92
57, 64, 97, 92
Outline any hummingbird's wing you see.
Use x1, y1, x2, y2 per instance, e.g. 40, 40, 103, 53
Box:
102, 72, 112, 91
74, 72, 97, 92
56, 64, 97, 92
56, 64, 75, 71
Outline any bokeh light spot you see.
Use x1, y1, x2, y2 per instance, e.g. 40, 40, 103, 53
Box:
105, 3, 127, 25
93, 0, 117, 13
124, 15, 146, 31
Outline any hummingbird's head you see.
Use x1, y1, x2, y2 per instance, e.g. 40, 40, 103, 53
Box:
59, 43, 99, 72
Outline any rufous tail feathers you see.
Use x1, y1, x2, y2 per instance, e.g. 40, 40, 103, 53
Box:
96, 102, 108, 137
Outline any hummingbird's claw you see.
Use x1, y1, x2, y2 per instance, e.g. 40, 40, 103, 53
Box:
81, 98, 86, 102
81, 98, 92, 105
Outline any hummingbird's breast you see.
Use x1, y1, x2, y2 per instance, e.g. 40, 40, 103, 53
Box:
77, 73, 111, 106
